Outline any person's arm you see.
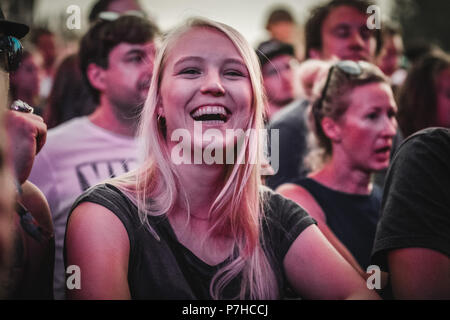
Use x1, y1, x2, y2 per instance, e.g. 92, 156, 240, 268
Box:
277, 183, 367, 278
284, 224, 380, 299
388, 248, 450, 300
5, 111, 47, 184
65, 202, 131, 299
16, 180, 54, 299
372, 129, 450, 299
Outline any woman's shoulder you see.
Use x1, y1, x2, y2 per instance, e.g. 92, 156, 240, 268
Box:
261, 185, 317, 227
69, 182, 140, 229
19, 180, 53, 234
260, 186, 317, 261
73, 183, 134, 209
276, 180, 312, 200
275, 180, 326, 223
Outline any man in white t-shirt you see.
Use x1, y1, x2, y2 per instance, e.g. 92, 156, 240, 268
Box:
29, 14, 159, 299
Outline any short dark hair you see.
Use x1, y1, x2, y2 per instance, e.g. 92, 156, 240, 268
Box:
381, 20, 402, 37
265, 7, 295, 29
79, 15, 158, 103
30, 27, 53, 45
256, 39, 295, 67
305, 0, 381, 59
89, 0, 116, 23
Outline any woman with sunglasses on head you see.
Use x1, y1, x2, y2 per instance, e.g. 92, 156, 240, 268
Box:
65, 18, 379, 300
278, 61, 398, 281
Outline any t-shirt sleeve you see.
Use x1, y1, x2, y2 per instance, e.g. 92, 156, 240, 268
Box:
64, 183, 139, 269
371, 128, 450, 269
263, 188, 317, 262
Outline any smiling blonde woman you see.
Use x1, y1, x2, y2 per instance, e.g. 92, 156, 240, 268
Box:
65, 18, 380, 300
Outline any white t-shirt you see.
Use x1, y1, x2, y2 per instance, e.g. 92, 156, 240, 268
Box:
29, 117, 139, 299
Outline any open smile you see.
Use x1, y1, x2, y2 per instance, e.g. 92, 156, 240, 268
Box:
190, 105, 231, 124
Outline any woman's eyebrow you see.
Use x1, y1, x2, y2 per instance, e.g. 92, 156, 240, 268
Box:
173, 56, 203, 68
223, 58, 246, 66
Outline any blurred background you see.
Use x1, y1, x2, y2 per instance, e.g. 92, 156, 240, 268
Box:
2, 0, 449, 119
3, 0, 449, 55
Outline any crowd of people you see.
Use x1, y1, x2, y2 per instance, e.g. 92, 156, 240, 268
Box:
0, 0, 448, 300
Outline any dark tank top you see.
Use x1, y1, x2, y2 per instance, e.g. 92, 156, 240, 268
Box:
292, 177, 382, 269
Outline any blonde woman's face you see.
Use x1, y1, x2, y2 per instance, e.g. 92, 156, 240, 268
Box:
337, 82, 397, 172
159, 27, 253, 152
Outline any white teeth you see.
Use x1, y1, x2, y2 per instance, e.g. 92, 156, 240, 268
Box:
191, 106, 227, 118
203, 120, 225, 125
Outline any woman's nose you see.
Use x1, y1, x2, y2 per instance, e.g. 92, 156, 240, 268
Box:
349, 30, 365, 50
382, 116, 397, 138
200, 72, 225, 96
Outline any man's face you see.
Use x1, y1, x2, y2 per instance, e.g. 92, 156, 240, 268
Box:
376, 34, 403, 76
262, 54, 294, 107
267, 21, 295, 44
314, 5, 376, 62
37, 34, 56, 68
103, 41, 155, 121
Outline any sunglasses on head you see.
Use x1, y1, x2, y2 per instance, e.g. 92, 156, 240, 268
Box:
97, 10, 146, 22
317, 60, 363, 110
0, 35, 23, 72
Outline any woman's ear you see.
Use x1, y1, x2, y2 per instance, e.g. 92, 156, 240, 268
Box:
157, 106, 165, 118
156, 95, 165, 117
321, 117, 342, 143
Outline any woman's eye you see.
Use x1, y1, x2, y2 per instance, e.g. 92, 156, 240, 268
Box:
180, 68, 200, 75
360, 28, 373, 40
333, 27, 350, 38
388, 110, 397, 118
128, 55, 141, 62
225, 70, 244, 77
367, 112, 378, 120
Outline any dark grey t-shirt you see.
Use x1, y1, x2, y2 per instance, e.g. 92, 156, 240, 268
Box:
64, 184, 316, 299
371, 128, 450, 269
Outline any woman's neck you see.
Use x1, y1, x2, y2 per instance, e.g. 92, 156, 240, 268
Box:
173, 162, 226, 219
310, 155, 373, 195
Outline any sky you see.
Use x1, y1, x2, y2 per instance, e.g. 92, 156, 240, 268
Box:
34, 0, 393, 46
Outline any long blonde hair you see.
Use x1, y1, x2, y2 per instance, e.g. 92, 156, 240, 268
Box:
110, 18, 278, 299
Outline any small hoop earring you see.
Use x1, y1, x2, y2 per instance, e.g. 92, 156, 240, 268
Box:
157, 114, 166, 125
157, 114, 167, 137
